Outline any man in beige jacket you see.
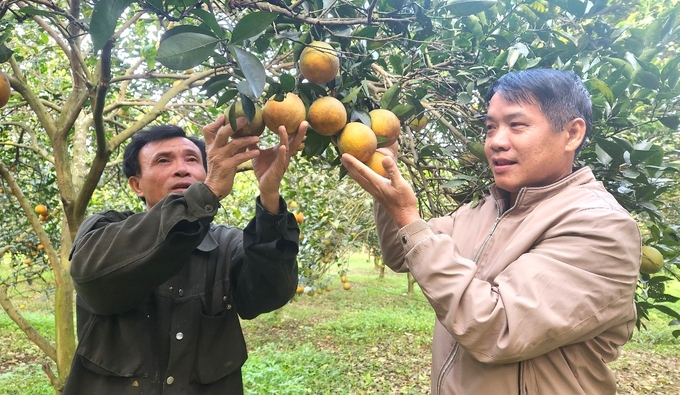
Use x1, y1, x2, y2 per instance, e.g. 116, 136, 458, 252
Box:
341, 69, 641, 394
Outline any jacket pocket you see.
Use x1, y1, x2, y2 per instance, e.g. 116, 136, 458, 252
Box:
77, 309, 153, 377
191, 300, 248, 384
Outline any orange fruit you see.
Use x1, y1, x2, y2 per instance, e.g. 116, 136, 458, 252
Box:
364, 151, 389, 178
296, 285, 304, 294
39, 214, 49, 222
640, 245, 664, 274
409, 114, 429, 131
229, 101, 266, 138
34, 204, 48, 215
262, 93, 307, 135
369, 109, 401, 147
343, 282, 351, 290
340, 275, 348, 283
0, 71, 10, 108
37, 244, 44, 250
295, 211, 305, 224
299, 41, 340, 85
307, 96, 347, 136
337, 122, 377, 163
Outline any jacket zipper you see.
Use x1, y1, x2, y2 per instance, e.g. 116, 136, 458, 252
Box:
435, 343, 460, 394
518, 360, 525, 395
434, 196, 514, 395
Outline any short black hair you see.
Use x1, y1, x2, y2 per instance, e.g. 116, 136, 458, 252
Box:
123, 125, 207, 178
485, 69, 592, 154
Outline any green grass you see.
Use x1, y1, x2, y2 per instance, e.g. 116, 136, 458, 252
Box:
1, 253, 679, 394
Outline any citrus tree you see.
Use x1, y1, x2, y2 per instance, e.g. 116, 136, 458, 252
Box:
1, 0, 680, 391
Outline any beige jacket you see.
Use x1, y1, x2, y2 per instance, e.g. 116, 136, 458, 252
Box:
376, 167, 641, 394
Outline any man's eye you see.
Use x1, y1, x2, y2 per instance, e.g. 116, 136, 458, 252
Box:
510, 122, 526, 128
187, 157, 199, 162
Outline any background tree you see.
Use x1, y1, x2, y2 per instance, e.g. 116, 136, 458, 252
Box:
1, 0, 679, 392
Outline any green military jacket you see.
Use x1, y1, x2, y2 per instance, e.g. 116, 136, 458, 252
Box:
63, 182, 300, 395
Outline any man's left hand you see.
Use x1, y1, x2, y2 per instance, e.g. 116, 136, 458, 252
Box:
251, 121, 308, 213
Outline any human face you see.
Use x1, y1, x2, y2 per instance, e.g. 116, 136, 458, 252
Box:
128, 137, 206, 210
484, 94, 584, 204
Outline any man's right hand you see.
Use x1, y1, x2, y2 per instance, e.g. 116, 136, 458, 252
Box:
202, 115, 261, 200
340, 142, 421, 228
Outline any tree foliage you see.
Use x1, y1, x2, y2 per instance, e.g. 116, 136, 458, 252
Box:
0, 0, 679, 391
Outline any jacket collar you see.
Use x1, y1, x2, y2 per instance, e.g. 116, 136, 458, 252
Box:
490, 167, 597, 213
196, 227, 219, 251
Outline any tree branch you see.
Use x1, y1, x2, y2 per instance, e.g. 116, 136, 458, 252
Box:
0, 285, 57, 362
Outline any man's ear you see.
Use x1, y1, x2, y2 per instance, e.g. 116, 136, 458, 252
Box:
128, 176, 145, 200
565, 118, 587, 153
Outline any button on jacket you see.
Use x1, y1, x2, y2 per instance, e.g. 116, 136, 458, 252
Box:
64, 182, 300, 395
376, 167, 641, 394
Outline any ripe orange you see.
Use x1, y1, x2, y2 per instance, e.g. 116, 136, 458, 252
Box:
364, 151, 389, 178
296, 285, 304, 294
229, 101, 266, 138
37, 244, 44, 250
39, 214, 49, 222
337, 122, 377, 163
262, 93, 307, 135
34, 204, 48, 215
299, 41, 340, 85
295, 211, 305, 224
343, 282, 351, 290
369, 109, 401, 147
307, 96, 347, 136
0, 71, 10, 108
340, 275, 348, 283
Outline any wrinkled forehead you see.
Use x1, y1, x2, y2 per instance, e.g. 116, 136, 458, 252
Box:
139, 137, 203, 162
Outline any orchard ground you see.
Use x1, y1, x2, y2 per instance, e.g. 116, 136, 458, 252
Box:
1, 253, 678, 394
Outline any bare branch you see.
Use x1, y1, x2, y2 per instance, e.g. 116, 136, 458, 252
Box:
0, 285, 57, 362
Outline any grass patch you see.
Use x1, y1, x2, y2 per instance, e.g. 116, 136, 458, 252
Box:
1, 252, 679, 394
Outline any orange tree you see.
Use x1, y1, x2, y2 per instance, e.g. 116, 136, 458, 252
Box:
1, 0, 680, 391
116, 0, 680, 332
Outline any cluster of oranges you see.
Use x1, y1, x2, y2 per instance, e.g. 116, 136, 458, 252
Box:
227, 41, 404, 178
34, 204, 49, 222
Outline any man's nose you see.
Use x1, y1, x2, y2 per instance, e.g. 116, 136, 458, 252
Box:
173, 160, 190, 176
487, 127, 510, 150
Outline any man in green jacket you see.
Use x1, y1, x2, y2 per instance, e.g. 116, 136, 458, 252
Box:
341, 69, 641, 394
64, 116, 307, 394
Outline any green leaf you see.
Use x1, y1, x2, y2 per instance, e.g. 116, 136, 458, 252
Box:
202, 75, 232, 98
466, 141, 487, 162
589, 78, 614, 105
231, 11, 278, 44
304, 130, 332, 157
658, 116, 679, 130
215, 89, 238, 108
444, 0, 497, 16
633, 70, 661, 90
90, 0, 136, 53
390, 104, 415, 121
191, 9, 225, 39
157, 29, 220, 70
341, 86, 362, 104
0, 44, 13, 63
230, 45, 266, 99
380, 84, 401, 110
354, 26, 380, 38
631, 146, 664, 167
17, 6, 54, 17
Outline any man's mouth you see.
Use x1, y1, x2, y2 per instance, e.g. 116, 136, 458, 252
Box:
171, 182, 192, 191
492, 158, 516, 169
